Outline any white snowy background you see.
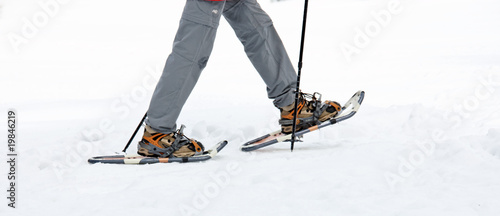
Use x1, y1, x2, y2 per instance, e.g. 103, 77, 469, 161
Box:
1, 0, 500, 215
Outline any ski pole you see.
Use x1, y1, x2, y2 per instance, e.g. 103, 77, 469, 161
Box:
122, 112, 147, 153
291, 0, 310, 151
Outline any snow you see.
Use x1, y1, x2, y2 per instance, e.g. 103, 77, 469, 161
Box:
1, 0, 500, 215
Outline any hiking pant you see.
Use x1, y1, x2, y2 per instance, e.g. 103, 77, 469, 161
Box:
147, 0, 297, 133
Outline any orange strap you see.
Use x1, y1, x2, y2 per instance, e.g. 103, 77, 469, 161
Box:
282, 100, 305, 120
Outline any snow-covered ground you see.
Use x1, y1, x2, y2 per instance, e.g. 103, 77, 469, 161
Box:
1, 0, 500, 215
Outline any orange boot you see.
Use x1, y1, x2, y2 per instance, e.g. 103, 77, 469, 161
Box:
137, 125, 204, 158
279, 92, 341, 134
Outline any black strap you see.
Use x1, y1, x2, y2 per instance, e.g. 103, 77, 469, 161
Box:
158, 125, 190, 158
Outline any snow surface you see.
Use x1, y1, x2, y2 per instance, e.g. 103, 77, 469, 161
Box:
1, 0, 500, 215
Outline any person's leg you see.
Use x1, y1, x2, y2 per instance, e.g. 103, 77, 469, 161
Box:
146, 0, 226, 133
223, 0, 297, 108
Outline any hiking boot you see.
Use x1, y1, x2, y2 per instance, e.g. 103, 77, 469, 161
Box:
137, 125, 204, 158
279, 92, 341, 134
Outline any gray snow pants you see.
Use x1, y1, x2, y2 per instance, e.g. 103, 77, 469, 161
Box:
147, 0, 297, 133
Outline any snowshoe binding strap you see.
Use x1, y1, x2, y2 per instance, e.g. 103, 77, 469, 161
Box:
160, 125, 204, 158
280, 92, 322, 125
279, 92, 342, 134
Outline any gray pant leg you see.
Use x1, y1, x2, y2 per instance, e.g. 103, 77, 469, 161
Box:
223, 0, 297, 108
147, 0, 226, 133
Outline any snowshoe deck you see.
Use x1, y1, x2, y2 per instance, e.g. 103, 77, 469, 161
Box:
241, 91, 364, 152
88, 140, 228, 164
